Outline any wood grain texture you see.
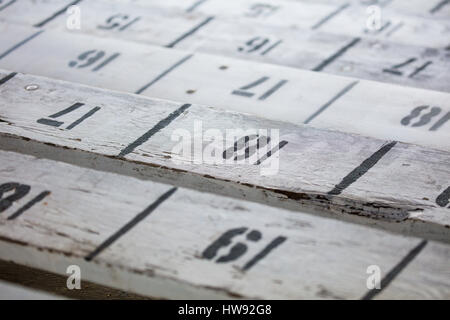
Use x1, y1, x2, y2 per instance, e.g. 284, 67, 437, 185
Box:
0, 149, 448, 299
0, 71, 449, 242
0, 24, 449, 152
0, 1, 449, 92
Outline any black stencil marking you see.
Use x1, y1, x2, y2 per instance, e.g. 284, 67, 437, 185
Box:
260, 39, 282, 55
361, 240, 428, 300
242, 236, 286, 271
0, 30, 44, 61
85, 187, 177, 261
436, 186, 450, 208
254, 140, 288, 165
165, 16, 214, 48
92, 53, 120, 72
34, 0, 83, 27
119, 103, 191, 157
36, 118, 64, 127
385, 22, 404, 37
312, 37, 361, 72
65, 106, 101, 130
304, 81, 359, 124
135, 54, 193, 94
8, 191, 51, 220
311, 3, 350, 30
0, 72, 17, 86
430, 0, 450, 13
0, 183, 30, 213
49, 102, 84, 118
0, 0, 16, 12
328, 141, 397, 195
186, 0, 208, 13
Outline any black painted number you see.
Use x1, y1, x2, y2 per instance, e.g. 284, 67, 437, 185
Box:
202, 227, 286, 271
436, 187, 450, 208
0, 182, 50, 220
383, 58, 432, 78
37, 102, 101, 130
69, 50, 120, 72
245, 3, 279, 18
237, 36, 282, 55
222, 134, 288, 165
232, 76, 288, 100
97, 14, 141, 31
401, 106, 449, 131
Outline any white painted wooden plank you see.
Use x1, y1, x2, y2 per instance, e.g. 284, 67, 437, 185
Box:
100, 0, 450, 47
282, 0, 450, 19
0, 71, 449, 242
0, 25, 449, 152
1, 1, 449, 93
0, 149, 448, 299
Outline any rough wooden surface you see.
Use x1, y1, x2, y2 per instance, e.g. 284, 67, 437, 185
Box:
0, 25, 449, 152
0, 71, 449, 242
0, 0, 448, 300
0, 0, 449, 92
0, 149, 448, 299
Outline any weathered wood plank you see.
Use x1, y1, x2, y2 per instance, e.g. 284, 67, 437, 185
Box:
0, 1, 449, 92
0, 149, 448, 299
0, 26, 449, 152
101, 0, 450, 48
0, 71, 449, 242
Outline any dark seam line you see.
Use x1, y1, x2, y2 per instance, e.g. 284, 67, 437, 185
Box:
0, 0, 17, 12
361, 240, 428, 300
430, 0, 450, 13
0, 72, 17, 86
134, 54, 193, 94
0, 30, 44, 61
165, 16, 214, 48
7, 191, 51, 220
304, 80, 358, 124
186, 0, 208, 13
312, 37, 360, 72
66, 106, 101, 130
118, 103, 191, 157
242, 236, 287, 271
328, 141, 397, 195
85, 187, 178, 261
34, 0, 83, 27
311, 3, 350, 30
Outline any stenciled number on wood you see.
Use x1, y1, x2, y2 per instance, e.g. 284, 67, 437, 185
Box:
222, 135, 288, 165
36, 102, 101, 130
237, 36, 282, 55
436, 187, 450, 208
0, 182, 50, 220
68, 50, 121, 72
97, 14, 141, 31
383, 57, 432, 78
245, 3, 279, 18
231, 76, 288, 100
202, 227, 287, 271
401, 106, 450, 131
